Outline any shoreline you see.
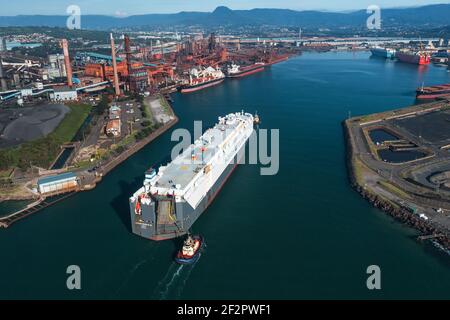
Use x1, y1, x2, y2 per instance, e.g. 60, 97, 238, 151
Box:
0, 96, 178, 227
342, 119, 450, 252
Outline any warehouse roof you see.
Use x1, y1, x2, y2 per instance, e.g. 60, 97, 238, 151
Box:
38, 172, 76, 185
83, 52, 123, 62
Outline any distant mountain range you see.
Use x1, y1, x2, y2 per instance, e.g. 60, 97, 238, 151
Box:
1, 4, 450, 30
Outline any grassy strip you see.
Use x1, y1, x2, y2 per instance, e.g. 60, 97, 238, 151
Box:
378, 180, 412, 200
0, 168, 13, 178
0, 103, 91, 170
352, 156, 369, 185
159, 95, 173, 116
143, 101, 154, 127
53, 103, 91, 142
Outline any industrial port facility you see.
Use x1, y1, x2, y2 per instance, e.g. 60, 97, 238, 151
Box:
1, 1, 450, 303
1, 27, 450, 230
0, 28, 292, 227
345, 99, 450, 251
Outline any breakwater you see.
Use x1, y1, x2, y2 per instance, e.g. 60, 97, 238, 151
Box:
343, 120, 450, 251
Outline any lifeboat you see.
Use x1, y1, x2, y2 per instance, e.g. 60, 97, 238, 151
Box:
174, 235, 204, 264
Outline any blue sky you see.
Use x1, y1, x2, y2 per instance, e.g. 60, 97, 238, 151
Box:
1, 0, 449, 15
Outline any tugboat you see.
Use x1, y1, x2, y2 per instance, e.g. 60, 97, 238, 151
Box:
175, 235, 204, 264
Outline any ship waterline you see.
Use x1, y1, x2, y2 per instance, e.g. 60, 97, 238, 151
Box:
129, 112, 254, 240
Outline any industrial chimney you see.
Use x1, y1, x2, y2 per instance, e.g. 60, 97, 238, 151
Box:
61, 39, 73, 87
124, 34, 133, 92
110, 33, 121, 97
0, 37, 8, 91
0, 56, 7, 91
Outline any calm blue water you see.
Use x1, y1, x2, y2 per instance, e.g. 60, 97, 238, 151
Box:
0, 51, 449, 299
51, 147, 74, 170
378, 149, 426, 163
369, 129, 399, 144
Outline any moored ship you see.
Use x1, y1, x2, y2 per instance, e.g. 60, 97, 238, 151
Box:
396, 50, 430, 65
431, 50, 449, 65
226, 63, 265, 78
180, 66, 225, 93
129, 112, 254, 241
416, 83, 450, 100
370, 46, 396, 59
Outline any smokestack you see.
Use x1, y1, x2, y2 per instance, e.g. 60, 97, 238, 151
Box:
0, 56, 7, 91
110, 33, 121, 97
124, 34, 133, 92
61, 39, 73, 87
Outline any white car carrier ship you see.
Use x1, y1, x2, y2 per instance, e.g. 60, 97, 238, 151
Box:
129, 112, 254, 240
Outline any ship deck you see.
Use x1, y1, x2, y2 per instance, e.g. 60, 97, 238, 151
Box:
153, 113, 252, 190
156, 145, 217, 190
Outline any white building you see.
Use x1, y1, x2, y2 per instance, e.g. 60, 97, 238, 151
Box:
51, 87, 78, 101
20, 88, 33, 97
46, 54, 67, 79
37, 172, 78, 195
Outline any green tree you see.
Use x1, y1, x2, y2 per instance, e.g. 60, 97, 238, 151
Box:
95, 95, 109, 115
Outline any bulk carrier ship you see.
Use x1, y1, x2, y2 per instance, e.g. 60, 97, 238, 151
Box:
416, 83, 450, 100
129, 112, 254, 240
396, 50, 430, 65
180, 66, 225, 93
226, 63, 265, 78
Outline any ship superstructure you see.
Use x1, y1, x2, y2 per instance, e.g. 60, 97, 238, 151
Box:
226, 63, 265, 78
129, 112, 254, 240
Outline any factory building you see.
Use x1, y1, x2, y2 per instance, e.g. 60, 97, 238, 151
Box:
75, 52, 123, 66
51, 87, 78, 101
128, 67, 149, 92
37, 172, 79, 195
20, 87, 33, 97
0, 37, 7, 52
46, 54, 67, 79
84, 61, 129, 80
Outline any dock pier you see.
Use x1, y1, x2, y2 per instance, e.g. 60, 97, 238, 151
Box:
0, 190, 77, 228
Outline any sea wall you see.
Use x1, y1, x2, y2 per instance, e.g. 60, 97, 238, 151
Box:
342, 120, 450, 250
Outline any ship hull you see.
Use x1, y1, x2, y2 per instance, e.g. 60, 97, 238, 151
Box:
180, 78, 224, 93
416, 93, 450, 100
370, 49, 395, 59
397, 52, 430, 65
130, 146, 246, 241
416, 83, 450, 100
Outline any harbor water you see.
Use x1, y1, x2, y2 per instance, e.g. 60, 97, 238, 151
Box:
0, 51, 449, 299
